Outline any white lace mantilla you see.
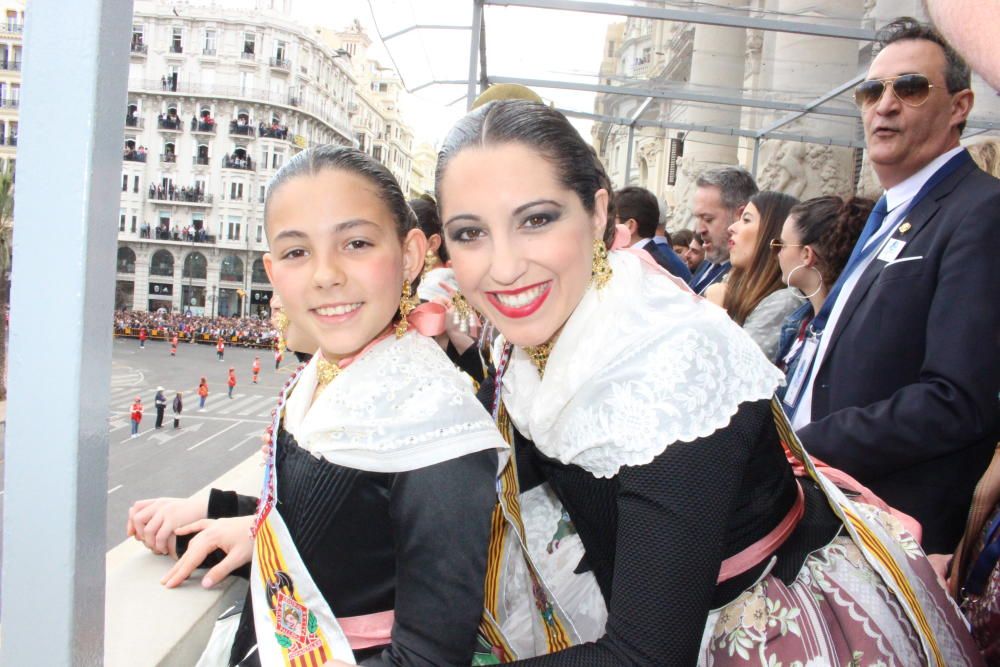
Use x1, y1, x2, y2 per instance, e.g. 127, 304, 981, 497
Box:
502, 251, 784, 479
283, 332, 506, 473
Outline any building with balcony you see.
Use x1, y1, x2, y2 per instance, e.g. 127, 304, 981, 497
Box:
118, 0, 357, 316
0, 0, 23, 176
321, 22, 415, 197
409, 142, 437, 199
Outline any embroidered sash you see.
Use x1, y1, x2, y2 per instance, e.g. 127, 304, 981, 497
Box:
773, 399, 952, 665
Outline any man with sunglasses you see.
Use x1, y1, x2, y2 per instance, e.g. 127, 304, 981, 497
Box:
792, 17, 1000, 554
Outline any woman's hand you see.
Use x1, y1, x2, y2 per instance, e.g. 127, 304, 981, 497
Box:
160, 516, 255, 589
126, 495, 208, 558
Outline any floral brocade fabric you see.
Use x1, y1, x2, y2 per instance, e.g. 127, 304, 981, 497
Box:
701, 505, 982, 666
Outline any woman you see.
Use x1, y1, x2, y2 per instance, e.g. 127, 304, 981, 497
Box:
410, 195, 447, 275
128, 146, 505, 666
772, 196, 870, 399
435, 100, 981, 665
705, 191, 801, 360
172, 391, 183, 429
411, 195, 462, 306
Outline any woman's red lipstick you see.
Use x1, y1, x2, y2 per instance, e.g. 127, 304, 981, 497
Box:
486, 281, 551, 318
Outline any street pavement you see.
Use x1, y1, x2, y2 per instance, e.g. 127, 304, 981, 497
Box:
0, 336, 299, 557
103, 336, 294, 550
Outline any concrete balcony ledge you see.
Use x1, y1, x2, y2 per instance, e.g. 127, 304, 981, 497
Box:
105, 455, 261, 666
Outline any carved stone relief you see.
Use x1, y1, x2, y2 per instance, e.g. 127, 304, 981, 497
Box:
757, 140, 853, 199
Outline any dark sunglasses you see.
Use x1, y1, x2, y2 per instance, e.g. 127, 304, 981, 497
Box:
853, 74, 938, 109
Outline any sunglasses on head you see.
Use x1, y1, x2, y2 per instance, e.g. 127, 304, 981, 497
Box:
853, 73, 938, 109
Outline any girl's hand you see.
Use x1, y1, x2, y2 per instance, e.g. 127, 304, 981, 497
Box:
160, 516, 255, 588
126, 495, 208, 558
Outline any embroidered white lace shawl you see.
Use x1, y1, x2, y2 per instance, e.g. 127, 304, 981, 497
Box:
502, 250, 784, 479
283, 332, 506, 473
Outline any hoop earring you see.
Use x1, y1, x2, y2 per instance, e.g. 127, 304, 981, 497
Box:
591, 239, 613, 290
787, 264, 823, 300
395, 279, 418, 338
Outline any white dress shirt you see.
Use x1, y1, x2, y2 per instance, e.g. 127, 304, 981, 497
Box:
791, 146, 965, 430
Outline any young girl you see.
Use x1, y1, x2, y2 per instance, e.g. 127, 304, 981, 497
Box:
435, 100, 982, 666
128, 146, 505, 667
197, 377, 208, 410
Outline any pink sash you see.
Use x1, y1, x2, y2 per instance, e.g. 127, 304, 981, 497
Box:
339, 609, 395, 651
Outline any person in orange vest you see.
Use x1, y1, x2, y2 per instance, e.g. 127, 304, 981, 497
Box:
130, 396, 143, 438
138, 327, 148, 349
197, 377, 208, 410
251, 356, 261, 384
170, 332, 179, 356
216, 337, 225, 362
227, 367, 236, 399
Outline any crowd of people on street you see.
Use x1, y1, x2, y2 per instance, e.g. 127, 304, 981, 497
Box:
119, 14, 1000, 667
114, 311, 278, 348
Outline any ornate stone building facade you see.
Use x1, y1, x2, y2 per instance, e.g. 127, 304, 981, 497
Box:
117, 0, 357, 315
0, 0, 21, 176
321, 23, 416, 197
592, 0, 1000, 230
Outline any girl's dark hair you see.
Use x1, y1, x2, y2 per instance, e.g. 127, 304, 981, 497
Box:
435, 100, 616, 246
409, 195, 448, 263
786, 196, 872, 286
723, 190, 800, 326
264, 144, 417, 238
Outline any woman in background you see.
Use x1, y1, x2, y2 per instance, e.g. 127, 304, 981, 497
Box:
772, 196, 870, 396
705, 190, 800, 360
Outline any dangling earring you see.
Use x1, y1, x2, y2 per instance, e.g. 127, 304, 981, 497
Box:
274, 311, 289, 355
395, 279, 418, 338
422, 249, 440, 276
451, 292, 478, 335
787, 264, 824, 300
591, 238, 613, 290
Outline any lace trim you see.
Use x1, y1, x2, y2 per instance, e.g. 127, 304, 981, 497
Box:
503, 251, 783, 478
288, 333, 506, 472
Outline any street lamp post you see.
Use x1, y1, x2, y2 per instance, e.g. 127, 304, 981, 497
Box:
211, 284, 217, 318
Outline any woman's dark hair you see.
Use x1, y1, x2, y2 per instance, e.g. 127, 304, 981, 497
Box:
723, 190, 800, 326
435, 100, 616, 246
264, 144, 417, 238
409, 195, 448, 263
786, 196, 872, 286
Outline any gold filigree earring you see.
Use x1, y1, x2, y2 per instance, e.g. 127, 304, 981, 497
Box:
451, 292, 478, 335
396, 279, 418, 338
274, 311, 289, 355
422, 249, 440, 275
591, 239, 612, 290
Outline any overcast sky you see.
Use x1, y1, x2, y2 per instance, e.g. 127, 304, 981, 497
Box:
292, 0, 615, 147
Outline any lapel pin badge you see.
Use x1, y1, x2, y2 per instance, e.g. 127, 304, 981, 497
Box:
898, 221, 912, 234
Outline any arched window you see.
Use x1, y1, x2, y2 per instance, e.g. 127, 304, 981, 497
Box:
220, 255, 244, 282
149, 249, 174, 277
251, 258, 269, 284
182, 251, 207, 279
117, 246, 136, 273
